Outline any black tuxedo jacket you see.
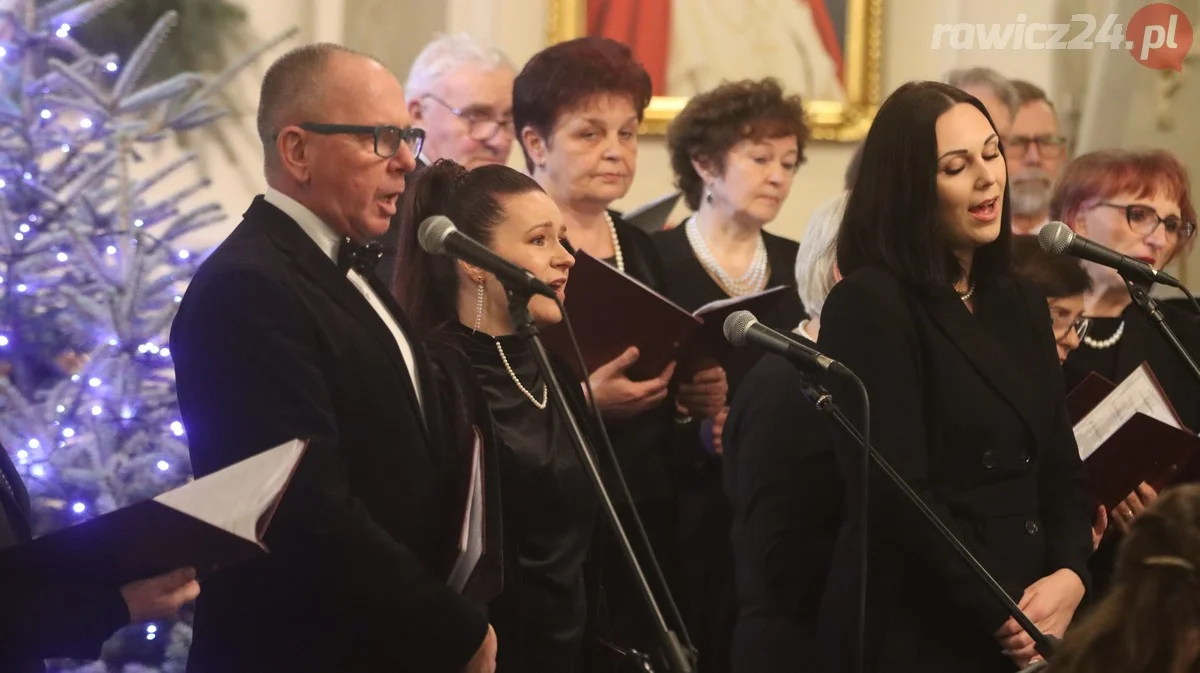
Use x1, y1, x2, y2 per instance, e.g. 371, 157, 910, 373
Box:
170, 197, 486, 673
0, 448, 128, 673
814, 267, 1093, 673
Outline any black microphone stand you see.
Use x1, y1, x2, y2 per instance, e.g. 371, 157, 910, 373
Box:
505, 287, 696, 673
1123, 276, 1200, 389
798, 378, 1059, 662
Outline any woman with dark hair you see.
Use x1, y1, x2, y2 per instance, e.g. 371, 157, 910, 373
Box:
1045, 483, 1200, 673
393, 159, 594, 672
513, 35, 710, 662
654, 77, 809, 673
815, 80, 1093, 673
1049, 149, 1199, 597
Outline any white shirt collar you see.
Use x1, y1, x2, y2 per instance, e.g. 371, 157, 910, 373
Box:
263, 187, 342, 262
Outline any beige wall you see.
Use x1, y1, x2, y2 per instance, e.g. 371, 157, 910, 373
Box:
175, 0, 1200, 290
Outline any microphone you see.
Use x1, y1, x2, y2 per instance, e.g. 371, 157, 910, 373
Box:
418, 215, 556, 299
1038, 220, 1182, 288
723, 310, 850, 378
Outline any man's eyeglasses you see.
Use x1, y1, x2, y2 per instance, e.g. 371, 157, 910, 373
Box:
298, 123, 425, 159
1095, 202, 1196, 243
1004, 134, 1068, 158
423, 95, 514, 141
1052, 314, 1090, 341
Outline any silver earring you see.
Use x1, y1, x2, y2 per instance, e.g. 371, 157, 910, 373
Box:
704, 186, 714, 204
473, 281, 485, 332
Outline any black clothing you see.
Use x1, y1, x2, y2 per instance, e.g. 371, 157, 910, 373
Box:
815, 267, 1094, 673
171, 197, 486, 673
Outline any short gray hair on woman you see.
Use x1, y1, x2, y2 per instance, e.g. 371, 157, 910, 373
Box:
944, 66, 1020, 123
795, 191, 848, 320
404, 33, 515, 98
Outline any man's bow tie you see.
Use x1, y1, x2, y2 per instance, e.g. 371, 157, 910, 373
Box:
337, 239, 384, 275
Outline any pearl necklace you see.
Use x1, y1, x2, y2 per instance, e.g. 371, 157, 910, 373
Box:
1083, 321, 1125, 350
603, 211, 625, 272
957, 282, 976, 302
495, 340, 547, 409
684, 216, 768, 296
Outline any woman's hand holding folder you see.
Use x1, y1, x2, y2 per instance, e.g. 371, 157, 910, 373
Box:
587, 347, 677, 419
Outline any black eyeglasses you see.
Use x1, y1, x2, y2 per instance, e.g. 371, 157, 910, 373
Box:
1052, 314, 1090, 340
422, 95, 514, 141
1003, 134, 1068, 158
1095, 202, 1196, 242
298, 123, 425, 159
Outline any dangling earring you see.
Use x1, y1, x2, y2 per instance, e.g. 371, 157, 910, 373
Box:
473, 279, 485, 332
704, 185, 714, 204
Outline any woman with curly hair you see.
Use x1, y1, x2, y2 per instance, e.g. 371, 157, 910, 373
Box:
653, 77, 810, 673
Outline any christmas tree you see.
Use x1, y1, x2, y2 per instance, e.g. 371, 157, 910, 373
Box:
0, 1, 291, 670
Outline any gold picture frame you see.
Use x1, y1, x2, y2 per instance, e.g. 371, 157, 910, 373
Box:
547, 0, 883, 141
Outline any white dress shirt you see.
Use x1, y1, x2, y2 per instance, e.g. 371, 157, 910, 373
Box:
264, 188, 423, 411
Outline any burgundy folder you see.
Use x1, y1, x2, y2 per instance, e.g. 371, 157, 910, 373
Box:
0, 438, 307, 585
540, 250, 788, 380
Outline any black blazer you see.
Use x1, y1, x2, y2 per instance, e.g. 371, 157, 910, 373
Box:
170, 197, 486, 673
0, 448, 129, 673
722, 351, 844, 673
814, 267, 1093, 673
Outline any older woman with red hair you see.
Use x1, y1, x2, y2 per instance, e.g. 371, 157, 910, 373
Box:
513, 36, 718, 664
1053, 148, 1200, 595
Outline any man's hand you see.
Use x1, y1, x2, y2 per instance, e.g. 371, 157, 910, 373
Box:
120, 566, 201, 623
677, 366, 727, 419
460, 624, 497, 673
588, 347, 675, 419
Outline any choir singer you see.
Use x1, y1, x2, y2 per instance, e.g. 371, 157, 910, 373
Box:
814, 80, 1093, 673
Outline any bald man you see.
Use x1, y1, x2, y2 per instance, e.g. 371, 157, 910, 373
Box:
170, 44, 496, 673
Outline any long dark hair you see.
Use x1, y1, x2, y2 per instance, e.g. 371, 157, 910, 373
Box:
393, 160, 546, 335
1050, 484, 1200, 673
837, 80, 1012, 290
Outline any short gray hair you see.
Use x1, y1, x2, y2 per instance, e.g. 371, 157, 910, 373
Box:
404, 33, 514, 98
795, 191, 848, 320
944, 67, 1020, 122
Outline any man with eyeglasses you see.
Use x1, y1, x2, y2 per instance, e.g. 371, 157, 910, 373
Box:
171, 43, 497, 673
1007, 80, 1069, 235
406, 33, 515, 170
369, 34, 516, 286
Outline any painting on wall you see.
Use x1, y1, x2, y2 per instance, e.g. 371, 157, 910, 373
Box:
548, 0, 883, 140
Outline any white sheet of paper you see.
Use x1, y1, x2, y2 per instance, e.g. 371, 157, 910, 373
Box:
153, 438, 306, 545
447, 430, 484, 593
1073, 364, 1181, 460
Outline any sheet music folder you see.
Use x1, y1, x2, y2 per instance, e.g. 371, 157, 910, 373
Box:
1067, 363, 1200, 511
540, 250, 788, 380
0, 438, 307, 585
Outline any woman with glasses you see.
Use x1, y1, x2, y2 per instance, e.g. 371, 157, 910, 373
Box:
1050, 148, 1198, 596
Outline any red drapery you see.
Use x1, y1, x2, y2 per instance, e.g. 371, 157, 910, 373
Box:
586, 0, 846, 96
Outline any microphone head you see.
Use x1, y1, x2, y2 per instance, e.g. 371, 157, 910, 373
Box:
417, 215, 457, 255
1037, 221, 1074, 255
723, 310, 759, 347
